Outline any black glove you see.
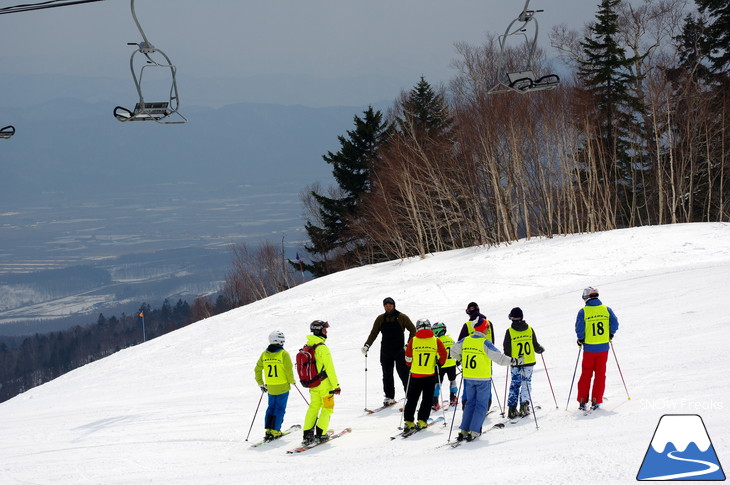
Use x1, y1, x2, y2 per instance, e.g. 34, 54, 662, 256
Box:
332, 387, 341, 395
577, 339, 584, 347
609, 334, 614, 341
535, 345, 545, 354
259, 384, 268, 393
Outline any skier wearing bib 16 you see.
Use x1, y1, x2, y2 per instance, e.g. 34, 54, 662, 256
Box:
502, 307, 544, 419
575, 287, 619, 411
403, 318, 447, 432
451, 319, 522, 442
457, 302, 496, 410
302, 320, 341, 445
254, 330, 296, 441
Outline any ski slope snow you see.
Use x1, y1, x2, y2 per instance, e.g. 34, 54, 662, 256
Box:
1, 223, 729, 484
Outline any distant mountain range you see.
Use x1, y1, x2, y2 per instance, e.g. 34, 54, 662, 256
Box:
1, 86, 380, 335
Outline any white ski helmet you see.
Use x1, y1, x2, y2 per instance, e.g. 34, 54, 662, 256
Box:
582, 287, 599, 301
268, 330, 285, 346
416, 318, 431, 330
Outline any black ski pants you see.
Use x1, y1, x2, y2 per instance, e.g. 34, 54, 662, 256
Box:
403, 374, 437, 423
381, 348, 410, 400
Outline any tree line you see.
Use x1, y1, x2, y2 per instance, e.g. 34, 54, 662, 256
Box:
0, 297, 236, 403
298, 0, 729, 276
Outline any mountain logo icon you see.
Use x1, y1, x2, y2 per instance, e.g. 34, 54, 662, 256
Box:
637, 414, 725, 481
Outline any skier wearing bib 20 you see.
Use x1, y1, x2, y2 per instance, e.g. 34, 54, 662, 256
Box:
575, 287, 619, 411
403, 318, 447, 432
451, 319, 522, 442
254, 330, 296, 441
502, 307, 544, 419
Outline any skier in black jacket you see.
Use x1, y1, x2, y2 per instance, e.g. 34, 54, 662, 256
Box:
361, 297, 416, 406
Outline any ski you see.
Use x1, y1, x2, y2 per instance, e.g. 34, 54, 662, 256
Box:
509, 405, 542, 424
449, 435, 480, 448
581, 404, 600, 416
250, 424, 302, 447
390, 416, 445, 440
365, 400, 400, 414
491, 406, 541, 428
286, 427, 351, 454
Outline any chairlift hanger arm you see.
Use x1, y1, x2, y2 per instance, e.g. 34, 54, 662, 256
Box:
113, 0, 186, 124
488, 0, 560, 95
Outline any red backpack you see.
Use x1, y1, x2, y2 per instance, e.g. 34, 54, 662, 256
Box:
296, 343, 327, 388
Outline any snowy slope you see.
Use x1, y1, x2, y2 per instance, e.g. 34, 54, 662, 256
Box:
1, 223, 729, 484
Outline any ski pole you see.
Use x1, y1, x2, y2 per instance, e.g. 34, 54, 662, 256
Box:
399, 372, 412, 430
294, 383, 309, 406
565, 347, 582, 411
610, 342, 631, 400
436, 364, 447, 424
502, 369, 509, 417
491, 378, 503, 415
523, 367, 539, 430
364, 352, 368, 412
245, 389, 265, 441
541, 354, 558, 409
447, 374, 464, 442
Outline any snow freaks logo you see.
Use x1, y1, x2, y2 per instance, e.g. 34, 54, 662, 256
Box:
637, 414, 726, 481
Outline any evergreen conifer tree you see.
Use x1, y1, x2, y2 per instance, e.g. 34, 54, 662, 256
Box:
696, 0, 730, 73
576, 0, 645, 225
395, 76, 453, 139
299, 107, 388, 277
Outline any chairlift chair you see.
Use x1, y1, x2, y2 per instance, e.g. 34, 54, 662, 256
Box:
488, 0, 560, 95
0, 125, 15, 139
113, 0, 186, 124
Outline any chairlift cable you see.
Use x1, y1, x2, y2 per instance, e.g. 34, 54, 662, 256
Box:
0, 0, 105, 15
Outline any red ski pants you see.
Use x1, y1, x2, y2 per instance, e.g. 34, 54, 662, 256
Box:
577, 350, 608, 404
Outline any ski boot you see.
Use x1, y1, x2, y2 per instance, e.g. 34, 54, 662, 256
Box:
590, 398, 600, 411
416, 419, 428, 430
383, 397, 397, 407
315, 426, 330, 443
432, 396, 441, 411
403, 421, 416, 433
302, 428, 315, 446
456, 429, 469, 442
465, 431, 480, 442
519, 401, 531, 417
450, 391, 458, 406
578, 399, 587, 412
507, 406, 519, 419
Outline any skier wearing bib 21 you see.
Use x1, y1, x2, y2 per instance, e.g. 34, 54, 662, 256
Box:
451, 319, 523, 442
254, 330, 296, 441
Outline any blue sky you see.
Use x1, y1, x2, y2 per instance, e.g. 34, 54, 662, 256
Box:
0, 0, 601, 107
